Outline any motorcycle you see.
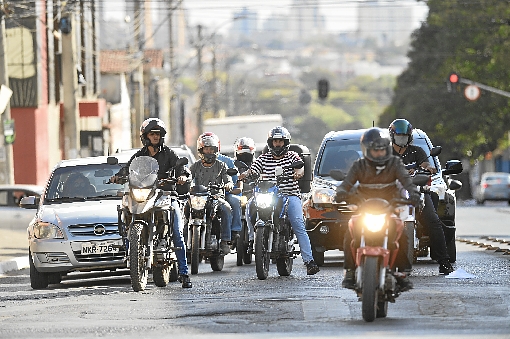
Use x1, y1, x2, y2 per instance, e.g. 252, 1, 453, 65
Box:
109, 155, 188, 292
186, 168, 238, 275
251, 161, 304, 280
234, 159, 254, 266
330, 169, 426, 322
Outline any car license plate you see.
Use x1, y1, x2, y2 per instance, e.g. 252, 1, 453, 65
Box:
81, 240, 121, 254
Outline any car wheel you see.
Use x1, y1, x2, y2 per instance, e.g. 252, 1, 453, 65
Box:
29, 250, 49, 289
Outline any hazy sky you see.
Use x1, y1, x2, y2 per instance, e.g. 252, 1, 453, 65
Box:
103, 0, 428, 34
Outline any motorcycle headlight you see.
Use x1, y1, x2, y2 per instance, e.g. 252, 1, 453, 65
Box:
190, 195, 208, 210
312, 188, 335, 204
362, 213, 387, 233
34, 222, 64, 239
255, 193, 273, 209
131, 188, 152, 202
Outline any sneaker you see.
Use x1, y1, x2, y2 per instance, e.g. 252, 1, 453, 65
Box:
179, 274, 192, 288
439, 260, 454, 275
220, 240, 231, 254
342, 269, 355, 289
395, 273, 413, 291
306, 260, 320, 275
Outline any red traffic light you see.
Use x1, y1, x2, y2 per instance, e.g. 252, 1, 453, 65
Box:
449, 73, 459, 84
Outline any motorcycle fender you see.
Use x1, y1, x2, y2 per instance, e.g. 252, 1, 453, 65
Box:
355, 247, 390, 268
254, 220, 266, 229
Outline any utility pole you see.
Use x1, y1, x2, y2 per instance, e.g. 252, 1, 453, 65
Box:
167, 0, 179, 145
61, 9, 80, 159
0, 0, 14, 184
132, 0, 144, 148
196, 24, 204, 135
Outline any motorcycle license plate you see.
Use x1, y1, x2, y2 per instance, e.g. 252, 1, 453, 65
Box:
81, 240, 121, 254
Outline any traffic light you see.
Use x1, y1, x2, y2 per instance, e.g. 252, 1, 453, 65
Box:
447, 72, 460, 92
317, 79, 329, 99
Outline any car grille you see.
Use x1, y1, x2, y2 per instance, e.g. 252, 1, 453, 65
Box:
68, 222, 119, 236
73, 250, 126, 263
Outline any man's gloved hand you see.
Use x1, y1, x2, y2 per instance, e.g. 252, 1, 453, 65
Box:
409, 192, 421, 206
335, 190, 349, 203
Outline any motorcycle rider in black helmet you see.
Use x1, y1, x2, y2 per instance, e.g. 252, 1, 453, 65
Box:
389, 118, 454, 275
239, 126, 320, 275
336, 128, 421, 290
110, 118, 192, 288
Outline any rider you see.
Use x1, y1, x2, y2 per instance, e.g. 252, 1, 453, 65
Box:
239, 127, 320, 275
189, 132, 234, 255
389, 118, 454, 275
110, 118, 192, 288
335, 127, 421, 290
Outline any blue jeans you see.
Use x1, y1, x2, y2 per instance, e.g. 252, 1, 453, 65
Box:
171, 200, 188, 275
218, 197, 233, 241
226, 194, 242, 233
282, 195, 314, 264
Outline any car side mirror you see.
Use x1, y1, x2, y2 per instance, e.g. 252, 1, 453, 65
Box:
20, 196, 38, 209
329, 169, 346, 181
443, 160, 463, 175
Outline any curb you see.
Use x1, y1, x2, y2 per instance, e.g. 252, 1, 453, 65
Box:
0, 256, 29, 275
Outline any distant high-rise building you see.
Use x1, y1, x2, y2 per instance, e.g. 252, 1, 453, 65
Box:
286, 0, 325, 41
230, 7, 258, 40
358, 0, 414, 47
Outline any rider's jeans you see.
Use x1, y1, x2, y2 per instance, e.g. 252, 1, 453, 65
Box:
226, 193, 242, 233
218, 197, 233, 241
171, 200, 188, 275
284, 195, 314, 264
417, 193, 449, 262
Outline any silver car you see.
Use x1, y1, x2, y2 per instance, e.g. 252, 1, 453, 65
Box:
20, 153, 133, 289
0, 184, 44, 230
474, 172, 510, 205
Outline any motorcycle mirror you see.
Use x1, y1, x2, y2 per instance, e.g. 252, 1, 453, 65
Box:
275, 166, 284, 176
290, 161, 304, 169
430, 146, 442, 157
329, 169, 346, 181
448, 179, 462, 191
412, 174, 429, 186
107, 156, 119, 165
227, 168, 238, 176
176, 157, 188, 167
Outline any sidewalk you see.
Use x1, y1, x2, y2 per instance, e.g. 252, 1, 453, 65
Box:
0, 228, 29, 274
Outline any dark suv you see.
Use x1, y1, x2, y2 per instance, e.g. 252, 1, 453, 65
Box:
303, 128, 463, 266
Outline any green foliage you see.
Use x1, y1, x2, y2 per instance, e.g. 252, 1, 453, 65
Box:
379, 0, 510, 160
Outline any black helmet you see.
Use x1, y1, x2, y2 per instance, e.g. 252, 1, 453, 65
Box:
360, 128, 392, 166
140, 118, 166, 147
388, 119, 413, 147
267, 126, 291, 157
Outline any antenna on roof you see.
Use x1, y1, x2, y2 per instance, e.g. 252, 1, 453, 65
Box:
372, 121, 375, 127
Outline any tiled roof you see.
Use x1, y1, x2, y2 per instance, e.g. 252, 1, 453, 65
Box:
100, 49, 164, 74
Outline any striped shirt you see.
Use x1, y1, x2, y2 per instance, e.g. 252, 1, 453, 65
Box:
250, 151, 302, 197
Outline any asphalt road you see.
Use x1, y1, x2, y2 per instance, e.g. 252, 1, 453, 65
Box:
0, 203, 509, 339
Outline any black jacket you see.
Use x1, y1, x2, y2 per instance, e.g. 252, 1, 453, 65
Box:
336, 155, 418, 202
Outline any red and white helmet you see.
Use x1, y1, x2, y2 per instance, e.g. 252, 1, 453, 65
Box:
234, 137, 256, 157
197, 132, 220, 164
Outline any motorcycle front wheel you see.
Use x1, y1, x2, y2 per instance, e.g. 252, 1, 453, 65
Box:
361, 256, 379, 322
255, 227, 270, 280
190, 226, 200, 275
129, 223, 148, 292
237, 220, 249, 266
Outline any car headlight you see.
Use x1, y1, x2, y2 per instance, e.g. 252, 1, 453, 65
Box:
131, 188, 152, 202
361, 213, 387, 233
255, 193, 274, 209
190, 195, 207, 210
312, 188, 335, 204
34, 222, 64, 239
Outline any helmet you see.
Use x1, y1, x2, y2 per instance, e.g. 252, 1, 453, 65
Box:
360, 128, 392, 166
197, 132, 220, 164
234, 137, 256, 165
267, 126, 291, 157
140, 118, 166, 147
388, 119, 413, 147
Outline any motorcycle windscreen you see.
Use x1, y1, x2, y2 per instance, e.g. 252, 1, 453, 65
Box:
128, 156, 159, 188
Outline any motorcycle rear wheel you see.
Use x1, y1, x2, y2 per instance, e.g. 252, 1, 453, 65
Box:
276, 256, 293, 276
191, 227, 200, 275
129, 223, 148, 292
255, 227, 270, 280
237, 221, 247, 266
210, 255, 224, 271
153, 263, 170, 287
361, 256, 379, 322
169, 261, 178, 282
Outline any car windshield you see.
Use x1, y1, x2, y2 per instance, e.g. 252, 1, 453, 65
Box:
317, 136, 440, 177
45, 163, 126, 202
